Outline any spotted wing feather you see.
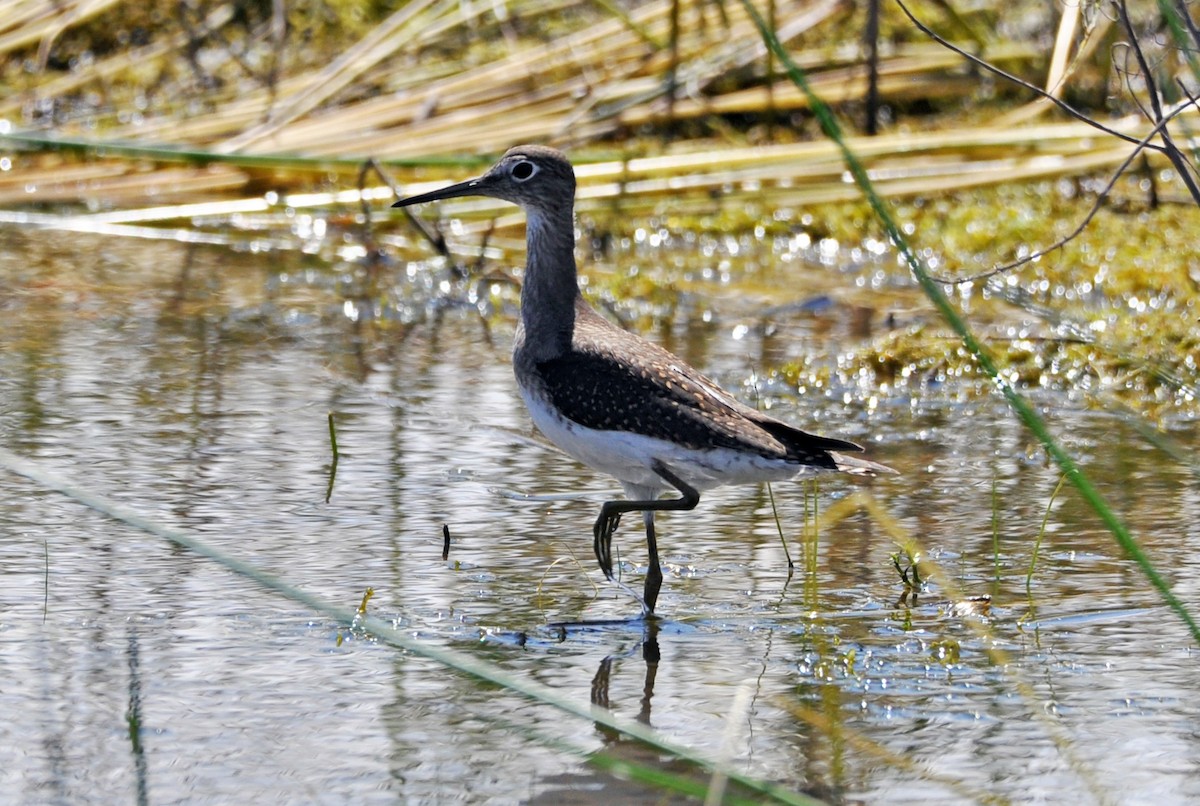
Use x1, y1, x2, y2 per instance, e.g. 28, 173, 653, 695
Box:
533, 309, 862, 468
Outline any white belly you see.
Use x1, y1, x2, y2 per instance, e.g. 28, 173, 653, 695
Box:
519, 386, 802, 494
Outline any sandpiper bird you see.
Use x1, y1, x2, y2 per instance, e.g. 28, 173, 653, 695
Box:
394, 144, 892, 614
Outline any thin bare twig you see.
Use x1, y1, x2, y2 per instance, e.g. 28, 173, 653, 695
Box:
1115, 0, 1200, 204
894, 0, 1169, 155
864, 0, 881, 135
360, 157, 451, 259
928, 98, 1199, 284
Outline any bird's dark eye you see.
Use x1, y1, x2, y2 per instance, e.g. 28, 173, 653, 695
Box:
512, 160, 538, 181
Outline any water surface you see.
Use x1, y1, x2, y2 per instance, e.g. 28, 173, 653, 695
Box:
1, 225, 1197, 804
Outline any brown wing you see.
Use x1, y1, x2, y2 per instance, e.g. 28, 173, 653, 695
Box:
535, 307, 862, 467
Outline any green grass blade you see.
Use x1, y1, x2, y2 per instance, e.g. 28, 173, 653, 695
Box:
737, 0, 1200, 644
0, 131, 488, 170
0, 446, 824, 806
1027, 474, 1069, 594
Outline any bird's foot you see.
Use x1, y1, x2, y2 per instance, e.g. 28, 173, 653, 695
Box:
592, 511, 622, 579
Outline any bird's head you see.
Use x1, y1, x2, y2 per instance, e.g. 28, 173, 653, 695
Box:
392, 144, 576, 214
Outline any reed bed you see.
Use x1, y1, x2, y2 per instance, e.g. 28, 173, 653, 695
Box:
2, 0, 1173, 213
0, 119, 1156, 232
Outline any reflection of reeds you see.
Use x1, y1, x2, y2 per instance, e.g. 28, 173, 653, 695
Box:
0, 160, 249, 205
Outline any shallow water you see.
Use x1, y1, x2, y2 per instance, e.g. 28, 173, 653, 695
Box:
1, 224, 1198, 805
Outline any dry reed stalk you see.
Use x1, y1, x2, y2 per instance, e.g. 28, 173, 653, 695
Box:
244, 0, 843, 157
0, 5, 236, 117
248, 2, 685, 150
0, 160, 131, 194
591, 35, 1043, 132
9, 100, 1179, 209
0, 0, 121, 58
574, 120, 1161, 181
31, 0, 837, 159
356, 127, 1158, 227
994, 10, 1115, 127
600, 0, 837, 84
266, 4, 1048, 161
103, 0, 572, 146
0, 3, 66, 53
573, 144, 1139, 208
608, 68, 966, 127
217, 0, 466, 154
1046, 1, 1081, 98
0, 164, 248, 205
2, 0, 1176, 217
290, 94, 583, 158
131, 0, 722, 153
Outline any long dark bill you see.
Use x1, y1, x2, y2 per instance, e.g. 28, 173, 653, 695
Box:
392, 176, 487, 208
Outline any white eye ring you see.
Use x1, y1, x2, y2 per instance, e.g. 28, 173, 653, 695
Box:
511, 160, 539, 182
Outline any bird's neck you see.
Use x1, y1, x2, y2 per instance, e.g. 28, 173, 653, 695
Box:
519, 206, 581, 361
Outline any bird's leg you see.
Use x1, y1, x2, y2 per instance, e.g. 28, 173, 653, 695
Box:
591, 460, 701, 613
642, 512, 662, 614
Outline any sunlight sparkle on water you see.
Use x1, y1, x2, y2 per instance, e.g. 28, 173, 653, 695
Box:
339, 245, 370, 261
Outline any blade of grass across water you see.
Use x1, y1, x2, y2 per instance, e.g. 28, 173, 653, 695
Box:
0, 131, 486, 170
735, 0, 1200, 647
0, 446, 823, 806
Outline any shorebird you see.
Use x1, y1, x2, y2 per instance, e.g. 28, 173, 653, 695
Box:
394, 144, 892, 615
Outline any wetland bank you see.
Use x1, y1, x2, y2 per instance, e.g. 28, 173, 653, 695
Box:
1, 1, 1199, 803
